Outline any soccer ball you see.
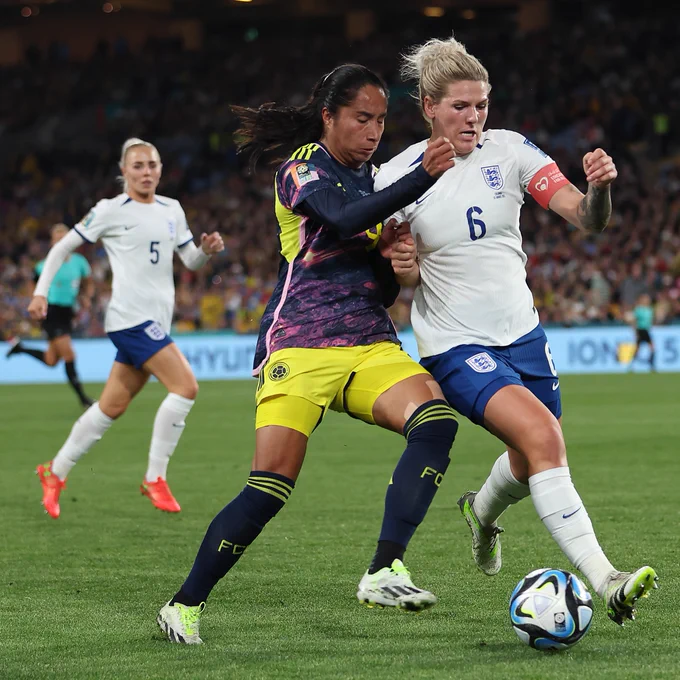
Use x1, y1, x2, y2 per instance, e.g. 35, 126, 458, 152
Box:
509, 568, 594, 650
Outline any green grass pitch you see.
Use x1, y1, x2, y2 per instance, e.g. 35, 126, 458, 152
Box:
1, 374, 677, 679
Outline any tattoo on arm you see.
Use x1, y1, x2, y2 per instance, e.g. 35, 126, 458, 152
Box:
576, 185, 611, 232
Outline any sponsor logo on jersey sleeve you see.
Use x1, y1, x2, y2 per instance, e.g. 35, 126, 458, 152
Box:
81, 210, 95, 228
292, 162, 319, 188
523, 137, 548, 157
465, 352, 498, 373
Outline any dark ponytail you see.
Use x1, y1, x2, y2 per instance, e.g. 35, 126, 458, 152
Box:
232, 64, 388, 172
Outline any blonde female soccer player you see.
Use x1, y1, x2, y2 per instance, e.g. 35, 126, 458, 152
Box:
376, 37, 658, 626
28, 138, 224, 519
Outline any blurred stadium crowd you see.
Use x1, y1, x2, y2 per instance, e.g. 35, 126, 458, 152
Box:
2, 7, 680, 340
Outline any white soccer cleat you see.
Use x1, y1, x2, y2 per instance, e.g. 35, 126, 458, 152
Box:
604, 566, 659, 626
157, 600, 205, 644
356, 559, 437, 612
458, 491, 504, 576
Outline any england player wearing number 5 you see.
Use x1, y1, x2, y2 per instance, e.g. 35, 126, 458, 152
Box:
376, 37, 658, 625
28, 138, 224, 519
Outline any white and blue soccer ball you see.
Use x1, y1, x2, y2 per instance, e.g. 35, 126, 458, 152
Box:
509, 568, 594, 650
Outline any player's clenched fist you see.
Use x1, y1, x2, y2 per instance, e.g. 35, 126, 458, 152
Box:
390, 222, 420, 287
200, 232, 225, 255
378, 218, 411, 259
27, 295, 48, 320
583, 148, 617, 188
422, 137, 456, 178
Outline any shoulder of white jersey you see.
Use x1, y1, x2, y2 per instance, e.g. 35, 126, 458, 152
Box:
375, 140, 428, 190
154, 194, 180, 208
78, 194, 125, 224
154, 195, 188, 224
380, 140, 429, 171
478, 129, 529, 147
481, 129, 554, 158
108, 193, 133, 206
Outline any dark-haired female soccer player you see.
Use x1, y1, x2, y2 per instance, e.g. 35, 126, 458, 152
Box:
157, 64, 458, 644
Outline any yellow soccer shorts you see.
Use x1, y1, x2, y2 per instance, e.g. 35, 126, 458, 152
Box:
255, 341, 430, 437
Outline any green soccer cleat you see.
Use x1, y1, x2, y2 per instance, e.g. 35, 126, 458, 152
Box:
604, 566, 659, 626
458, 491, 504, 576
157, 601, 205, 644
357, 559, 437, 612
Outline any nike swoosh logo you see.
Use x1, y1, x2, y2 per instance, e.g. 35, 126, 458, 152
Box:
124, 224, 138, 230
551, 381, 560, 391
172, 423, 185, 428
562, 507, 581, 519
415, 192, 435, 205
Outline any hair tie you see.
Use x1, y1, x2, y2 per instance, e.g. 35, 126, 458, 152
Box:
321, 66, 340, 86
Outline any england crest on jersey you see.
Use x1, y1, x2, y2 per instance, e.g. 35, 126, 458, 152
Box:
481, 165, 504, 190
466, 352, 498, 373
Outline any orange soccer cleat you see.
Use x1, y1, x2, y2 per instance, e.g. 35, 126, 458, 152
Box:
141, 477, 181, 513
36, 462, 66, 519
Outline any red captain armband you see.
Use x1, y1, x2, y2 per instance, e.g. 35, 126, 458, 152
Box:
527, 162, 570, 209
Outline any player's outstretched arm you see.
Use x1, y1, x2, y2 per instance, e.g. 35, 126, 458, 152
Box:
176, 232, 224, 271
29, 229, 86, 319
300, 137, 455, 239
547, 148, 616, 233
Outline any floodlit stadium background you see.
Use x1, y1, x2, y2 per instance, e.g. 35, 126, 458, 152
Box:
1, 0, 679, 377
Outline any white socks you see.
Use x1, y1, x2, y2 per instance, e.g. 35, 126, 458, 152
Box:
145, 393, 195, 482
529, 466, 616, 597
51, 403, 114, 480
472, 451, 530, 526
50, 394, 195, 484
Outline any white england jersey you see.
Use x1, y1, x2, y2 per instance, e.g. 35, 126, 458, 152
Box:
74, 193, 194, 333
375, 129, 568, 357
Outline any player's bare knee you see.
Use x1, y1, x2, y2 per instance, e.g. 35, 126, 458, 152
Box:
253, 426, 308, 480
523, 419, 566, 468
177, 377, 198, 401
252, 447, 304, 481
508, 448, 530, 482
99, 401, 128, 420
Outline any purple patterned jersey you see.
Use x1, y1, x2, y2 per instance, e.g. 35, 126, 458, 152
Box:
253, 142, 398, 373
